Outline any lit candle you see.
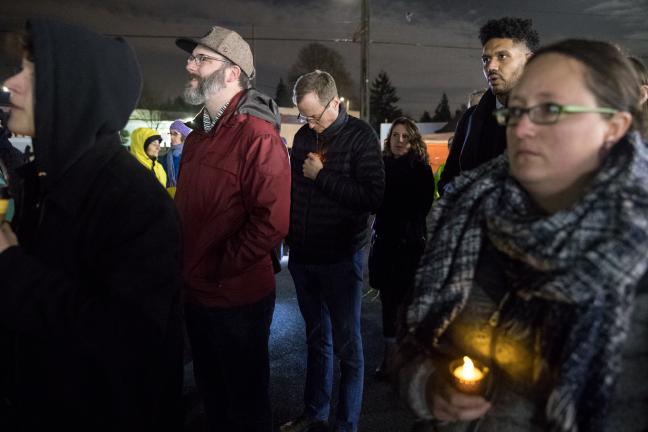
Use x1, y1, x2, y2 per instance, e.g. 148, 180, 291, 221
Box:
312, 152, 327, 164
449, 356, 488, 395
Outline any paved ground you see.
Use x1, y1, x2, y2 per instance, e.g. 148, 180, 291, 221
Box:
183, 248, 417, 432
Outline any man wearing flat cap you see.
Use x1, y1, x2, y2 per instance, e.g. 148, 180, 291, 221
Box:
174, 26, 291, 431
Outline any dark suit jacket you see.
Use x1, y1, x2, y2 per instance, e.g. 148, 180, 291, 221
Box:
438, 89, 506, 195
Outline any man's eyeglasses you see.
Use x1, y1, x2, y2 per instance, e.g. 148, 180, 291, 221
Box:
297, 98, 334, 124
493, 102, 618, 126
186, 54, 230, 67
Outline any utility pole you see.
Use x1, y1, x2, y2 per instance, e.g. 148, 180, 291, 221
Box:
360, 0, 370, 122
250, 24, 256, 57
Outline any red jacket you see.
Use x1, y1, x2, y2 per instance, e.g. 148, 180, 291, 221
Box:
175, 90, 290, 307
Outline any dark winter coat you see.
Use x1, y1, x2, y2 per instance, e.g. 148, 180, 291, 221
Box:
438, 89, 506, 195
175, 89, 291, 307
287, 106, 384, 264
368, 152, 435, 291
0, 18, 184, 431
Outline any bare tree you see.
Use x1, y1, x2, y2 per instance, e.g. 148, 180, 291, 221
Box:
133, 85, 164, 130
288, 43, 357, 108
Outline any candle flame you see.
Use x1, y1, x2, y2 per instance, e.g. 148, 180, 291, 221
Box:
453, 356, 484, 382
463, 356, 474, 370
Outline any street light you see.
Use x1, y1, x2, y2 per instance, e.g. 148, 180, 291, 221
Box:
340, 97, 350, 112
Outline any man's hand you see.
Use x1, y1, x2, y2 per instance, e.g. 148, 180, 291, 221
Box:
0, 222, 18, 254
303, 152, 324, 180
426, 373, 491, 422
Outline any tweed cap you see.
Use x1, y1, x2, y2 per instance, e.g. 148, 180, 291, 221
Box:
176, 26, 255, 78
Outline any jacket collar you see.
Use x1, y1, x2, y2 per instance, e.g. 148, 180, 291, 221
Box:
189, 90, 248, 134
319, 103, 348, 141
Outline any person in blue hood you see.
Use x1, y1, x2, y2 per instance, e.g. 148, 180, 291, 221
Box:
0, 18, 184, 431
161, 119, 191, 197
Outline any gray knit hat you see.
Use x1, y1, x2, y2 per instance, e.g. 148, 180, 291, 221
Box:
176, 26, 255, 79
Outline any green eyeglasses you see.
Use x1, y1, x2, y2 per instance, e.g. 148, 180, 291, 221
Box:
494, 102, 618, 126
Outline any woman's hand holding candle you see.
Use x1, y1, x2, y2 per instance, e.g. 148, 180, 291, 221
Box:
426, 369, 491, 422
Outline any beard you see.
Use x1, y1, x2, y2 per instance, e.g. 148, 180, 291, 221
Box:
183, 67, 227, 105
489, 67, 525, 98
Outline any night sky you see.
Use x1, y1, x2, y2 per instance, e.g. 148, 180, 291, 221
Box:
2, 0, 648, 118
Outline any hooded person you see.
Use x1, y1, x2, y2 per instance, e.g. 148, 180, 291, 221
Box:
0, 18, 184, 431
130, 127, 167, 187
161, 119, 191, 198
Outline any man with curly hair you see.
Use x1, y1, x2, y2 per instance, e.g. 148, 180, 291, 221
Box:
438, 17, 539, 195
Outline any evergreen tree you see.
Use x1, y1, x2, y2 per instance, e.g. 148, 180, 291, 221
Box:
431, 92, 451, 122
369, 71, 402, 131
419, 110, 433, 122
274, 77, 292, 107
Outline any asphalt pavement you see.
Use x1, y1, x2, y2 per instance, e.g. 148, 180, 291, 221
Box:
183, 248, 417, 432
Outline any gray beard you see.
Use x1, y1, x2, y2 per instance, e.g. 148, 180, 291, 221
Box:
183, 67, 227, 105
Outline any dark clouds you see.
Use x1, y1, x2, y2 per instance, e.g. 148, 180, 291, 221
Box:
2, 0, 648, 118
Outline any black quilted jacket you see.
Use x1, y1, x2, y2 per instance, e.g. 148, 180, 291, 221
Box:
287, 107, 385, 264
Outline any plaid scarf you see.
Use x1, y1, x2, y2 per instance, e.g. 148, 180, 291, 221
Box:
406, 133, 648, 431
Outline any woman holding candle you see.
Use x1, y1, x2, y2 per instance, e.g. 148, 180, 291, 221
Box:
368, 117, 435, 380
395, 39, 648, 431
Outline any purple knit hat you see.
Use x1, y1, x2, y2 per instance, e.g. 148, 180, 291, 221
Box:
170, 120, 192, 139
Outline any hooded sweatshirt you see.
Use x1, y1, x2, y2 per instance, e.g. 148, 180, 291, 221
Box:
0, 18, 183, 431
129, 127, 167, 187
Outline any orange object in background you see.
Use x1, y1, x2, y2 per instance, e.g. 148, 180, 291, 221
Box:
424, 132, 453, 173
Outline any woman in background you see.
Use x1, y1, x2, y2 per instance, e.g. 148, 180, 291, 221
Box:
368, 117, 435, 380
130, 127, 167, 188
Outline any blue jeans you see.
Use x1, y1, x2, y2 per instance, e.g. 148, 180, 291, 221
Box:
288, 250, 365, 432
185, 292, 275, 432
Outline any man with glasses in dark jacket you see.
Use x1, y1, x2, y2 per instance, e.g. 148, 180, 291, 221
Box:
281, 70, 384, 432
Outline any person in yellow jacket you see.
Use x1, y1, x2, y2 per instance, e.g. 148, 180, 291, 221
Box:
130, 127, 167, 187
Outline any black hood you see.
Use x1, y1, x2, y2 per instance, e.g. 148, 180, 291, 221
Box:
28, 18, 142, 186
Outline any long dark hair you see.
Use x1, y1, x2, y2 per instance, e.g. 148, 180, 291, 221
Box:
383, 117, 428, 163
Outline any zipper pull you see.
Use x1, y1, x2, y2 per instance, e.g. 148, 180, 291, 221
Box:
488, 310, 500, 327
488, 292, 510, 328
